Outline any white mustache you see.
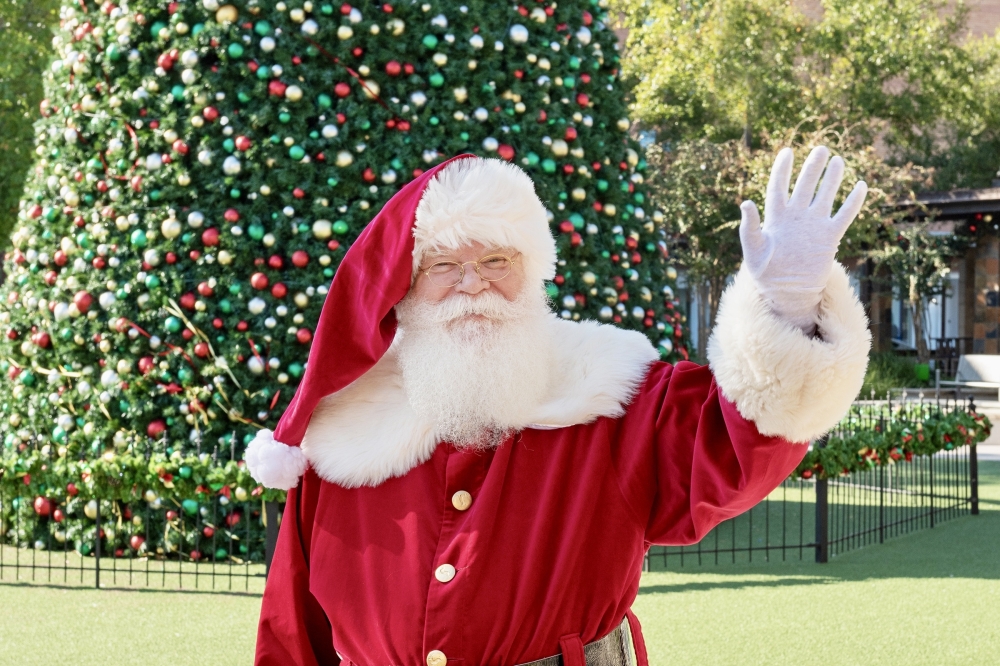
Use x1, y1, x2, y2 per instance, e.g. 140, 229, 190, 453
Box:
418, 291, 520, 325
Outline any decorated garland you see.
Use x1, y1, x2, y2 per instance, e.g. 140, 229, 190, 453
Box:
794, 408, 991, 480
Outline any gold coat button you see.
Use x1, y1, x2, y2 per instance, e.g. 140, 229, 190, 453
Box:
426, 650, 447, 666
451, 490, 473, 511
434, 563, 457, 583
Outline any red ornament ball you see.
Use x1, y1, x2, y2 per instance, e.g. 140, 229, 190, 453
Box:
334, 82, 351, 97
292, 187, 306, 199
250, 273, 269, 290
146, 419, 167, 437
498, 144, 515, 161
197, 281, 214, 297
66, 483, 78, 496
201, 227, 220, 246
73, 290, 93, 312
267, 255, 283, 269
202, 106, 219, 121
53, 508, 65, 523
130, 535, 145, 550
203, 526, 215, 538
172, 139, 189, 154
138, 356, 155, 374
194, 342, 210, 358
291, 250, 309, 267
271, 282, 288, 299
179, 292, 197, 310
268, 80, 287, 97
385, 60, 402, 76
564, 127, 578, 141
296, 328, 313, 344
224, 208, 240, 222
33, 496, 53, 517
235, 135, 252, 151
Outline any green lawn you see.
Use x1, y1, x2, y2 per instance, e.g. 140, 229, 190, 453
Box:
1, 462, 996, 666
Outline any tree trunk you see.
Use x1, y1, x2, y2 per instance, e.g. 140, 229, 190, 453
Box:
909, 277, 930, 365
742, 112, 752, 150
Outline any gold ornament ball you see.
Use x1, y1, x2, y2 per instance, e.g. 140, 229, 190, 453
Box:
361, 80, 380, 100
617, 118, 631, 131
604, 204, 617, 217
84, 500, 99, 520
551, 140, 569, 157
582, 271, 597, 286
235, 487, 249, 502
571, 188, 586, 201
337, 25, 353, 40
312, 219, 333, 239
161, 218, 182, 239
335, 151, 354, 167
285, 85, 303, 102
216, 5, 239, 23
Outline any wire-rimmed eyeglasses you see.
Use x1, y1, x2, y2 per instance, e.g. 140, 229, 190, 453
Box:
419, 252, 520, 288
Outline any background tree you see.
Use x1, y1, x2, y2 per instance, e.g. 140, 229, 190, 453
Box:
0, 0, 61, 243
644, 139, 749, 357
618, 0, 806, 145
869, 225, 960, 365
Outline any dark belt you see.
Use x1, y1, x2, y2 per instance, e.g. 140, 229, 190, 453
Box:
516, 617, 634, 666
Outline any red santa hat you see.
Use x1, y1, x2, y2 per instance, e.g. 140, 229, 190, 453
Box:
244, 154, 558, 489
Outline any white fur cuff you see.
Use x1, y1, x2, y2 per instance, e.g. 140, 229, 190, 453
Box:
244, 429, 309, 490
707, 263, 871, 443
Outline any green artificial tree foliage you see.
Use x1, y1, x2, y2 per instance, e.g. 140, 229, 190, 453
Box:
0, 0, 687, 557
0, 0, 62, 243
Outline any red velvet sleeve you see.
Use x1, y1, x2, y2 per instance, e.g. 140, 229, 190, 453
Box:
609, 361, 809, 546
255, 470, 341, 666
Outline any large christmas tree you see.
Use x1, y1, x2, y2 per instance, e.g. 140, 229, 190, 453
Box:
0, 0, 686, 555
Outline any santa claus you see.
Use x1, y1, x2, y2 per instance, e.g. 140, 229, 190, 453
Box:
248, 147, 870, 665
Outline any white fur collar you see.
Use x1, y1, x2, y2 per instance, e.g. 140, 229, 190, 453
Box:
300, 317, 659, 488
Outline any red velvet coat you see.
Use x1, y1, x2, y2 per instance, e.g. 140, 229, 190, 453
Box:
255, 360, 808, 666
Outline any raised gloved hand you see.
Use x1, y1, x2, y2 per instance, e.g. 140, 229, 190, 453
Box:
739, 146, 868, 334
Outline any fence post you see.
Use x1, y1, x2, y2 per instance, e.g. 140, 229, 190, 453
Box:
264, 501, 280, 578
971, 442, 980, 516
94, 500, 101, 589
814, 435, 829, 563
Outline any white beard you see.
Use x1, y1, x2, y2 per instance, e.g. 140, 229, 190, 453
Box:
394, 286, 554, 449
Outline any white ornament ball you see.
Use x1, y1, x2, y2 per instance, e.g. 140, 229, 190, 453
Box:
248, 298, 267, 315
321, 124, 339, 139
188, 211, 205, 227
482, 137, 499, 152
222, 155, 242, 175
410, 91, 427, 107
469, 34, 484, 49
100, 370, 119, 387
181, 50, 199, 67
260, 36, 276, 52
301, 19, 319, 35
474, 107, 488, 121
145, 153, 163, 170
509, 24, 529, 43
247, 356, 265, 375
99, 292, 116, 310
197, 149, 213, 166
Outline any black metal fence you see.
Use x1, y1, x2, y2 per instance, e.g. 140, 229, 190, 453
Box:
644, 393, 981, 570
0, 490, 282, 593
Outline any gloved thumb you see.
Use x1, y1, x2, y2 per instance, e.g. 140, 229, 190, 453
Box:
739, 200, 771, 275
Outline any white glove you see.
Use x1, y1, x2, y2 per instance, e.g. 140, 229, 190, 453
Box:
739, 146, 868, 334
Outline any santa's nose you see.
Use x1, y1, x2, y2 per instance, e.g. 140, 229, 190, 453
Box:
454, 267, 489, 295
